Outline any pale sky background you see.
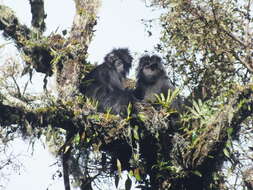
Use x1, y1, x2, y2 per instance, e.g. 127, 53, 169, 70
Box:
0, 1, 250, 190
0, 0, 162, 190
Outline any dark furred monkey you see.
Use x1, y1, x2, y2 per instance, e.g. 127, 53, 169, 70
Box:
134, 55, 175, 102
79, 48, 133, 114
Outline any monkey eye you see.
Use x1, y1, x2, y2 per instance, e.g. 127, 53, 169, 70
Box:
150, 63, 158, 70
115, 60, 123, 66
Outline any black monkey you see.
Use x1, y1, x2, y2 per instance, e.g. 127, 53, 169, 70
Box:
79, 48, 134, 114
133, 54, 183, 112
134, 55, 174, 102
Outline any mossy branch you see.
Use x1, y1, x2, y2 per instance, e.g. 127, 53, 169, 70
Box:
0, 5, 31, 48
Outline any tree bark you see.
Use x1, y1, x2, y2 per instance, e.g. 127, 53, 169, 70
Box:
55, 0, 100, 98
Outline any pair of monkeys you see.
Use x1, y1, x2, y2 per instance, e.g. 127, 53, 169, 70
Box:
79, 48, 175, 115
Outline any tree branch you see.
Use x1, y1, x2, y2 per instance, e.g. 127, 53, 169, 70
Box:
186, 1, 253, 74
70, 0, 100, 50
56, 0, 101, 98
0, 100, 77, 133
170, 85, 253, 189
0, 5, 31, 48
197, 86, 253, 167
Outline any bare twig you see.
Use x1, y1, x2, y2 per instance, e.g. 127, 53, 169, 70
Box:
10, 76, 21, 98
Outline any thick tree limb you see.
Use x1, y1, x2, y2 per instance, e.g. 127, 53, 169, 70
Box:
56, 0, 101, 98
243, 167, 253, 189
1, 84, 253, 190
0, 96, 80, 136
0, 5, 53, 76
168, 86, 253, 189
70, 0, 100, 50
0, 1, 100, 98
0, 5, 31, 48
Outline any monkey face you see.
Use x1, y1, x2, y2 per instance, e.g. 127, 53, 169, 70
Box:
142, 63, 162, 82
114, 59, 125, 76
138, 55, 165, 84
104, 48, 133, 77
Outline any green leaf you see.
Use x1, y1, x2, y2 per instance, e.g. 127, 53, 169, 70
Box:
134, 168, 141, 181
73, 134, 80, 143
223, 148, 230, 158
137, 113, 147, 122
127, 103, 132, 119
133, 153, 140, 162
192, 170, 202, 177
116, 159, 122, 177
227, 127, 233, 136
133, 125, 139, 140
129, 170, 134, 177
226, 140, 232, 149
160, 93, 165, 102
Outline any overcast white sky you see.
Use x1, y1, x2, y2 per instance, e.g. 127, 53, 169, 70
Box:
0, 0, 162, 189
0, 0, 161, 63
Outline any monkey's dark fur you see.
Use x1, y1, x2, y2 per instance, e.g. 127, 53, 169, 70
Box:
79, 48, 134, 114
134, 55, 174, 102
134, 54, 183, 113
